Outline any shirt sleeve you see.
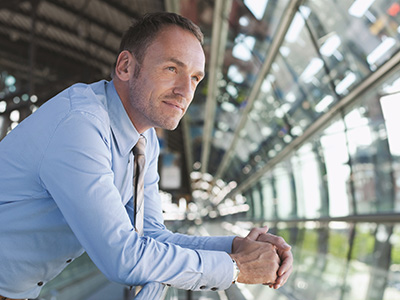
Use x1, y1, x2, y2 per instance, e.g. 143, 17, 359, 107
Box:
39, 110, 233, 291
135, 129, 236, 253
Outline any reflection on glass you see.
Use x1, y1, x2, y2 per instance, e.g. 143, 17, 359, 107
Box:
292, 144, 323, 218
320, 119, 352, 217
250, 184, 263, 219
260, 174, 276, 220
206, 0, 290, 173
275, 161, 295, 219
345, 223, 389, 300
344, 93, 394, 214
380, 93, 400, 156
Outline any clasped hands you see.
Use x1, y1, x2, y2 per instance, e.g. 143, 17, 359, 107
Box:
229, 226, 293, 289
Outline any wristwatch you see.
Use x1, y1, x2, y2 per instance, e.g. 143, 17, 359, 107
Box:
232, 259, 240, 284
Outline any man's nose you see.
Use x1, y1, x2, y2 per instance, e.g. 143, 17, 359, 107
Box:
173, 75, 195, 101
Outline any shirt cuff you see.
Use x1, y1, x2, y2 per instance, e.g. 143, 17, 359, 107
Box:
193, 249, 233, 291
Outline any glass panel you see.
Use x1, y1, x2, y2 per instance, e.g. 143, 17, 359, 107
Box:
320, 118, 352, 217
260, 174, 276, 220
251, 184, 263, 219
345, 223, 387, 300
386, 224, 400, 299
322, 222, 352, 298
292, 143, 323, 219
207, 0, 290, 174
275, 161, 295, 219
289, 223, 321, 299
304, 0, 400, 85
344, 92, 394, 214
380, 92, 400, 212
270, 222, 351, 300
222, 3, 339, 183
219, 0, 400, 186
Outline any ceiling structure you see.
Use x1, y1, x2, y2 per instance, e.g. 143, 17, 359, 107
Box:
1, 0, 400, 214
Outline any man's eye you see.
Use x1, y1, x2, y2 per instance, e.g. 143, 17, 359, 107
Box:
192, 76, 200, 82
167, 66, 176, 72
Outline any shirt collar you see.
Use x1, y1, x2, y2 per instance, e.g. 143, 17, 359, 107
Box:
106, 80, 142, 156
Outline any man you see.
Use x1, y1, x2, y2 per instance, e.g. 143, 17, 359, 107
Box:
0, 12, 292, 300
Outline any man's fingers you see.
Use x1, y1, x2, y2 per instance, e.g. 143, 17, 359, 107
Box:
257, 233, 291, 251
254, 232, 293, 289
277, 250, 293, 276
246, 226, 269, 241
274, 265, 293, 288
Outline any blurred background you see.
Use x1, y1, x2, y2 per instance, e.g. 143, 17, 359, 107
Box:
1, 0, 400, 299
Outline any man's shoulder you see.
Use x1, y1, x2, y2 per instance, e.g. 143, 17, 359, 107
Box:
46, 80, 112, 133
67, 80, 109, 116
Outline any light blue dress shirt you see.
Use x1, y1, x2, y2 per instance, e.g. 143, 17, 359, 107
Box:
0, 80, 235, 299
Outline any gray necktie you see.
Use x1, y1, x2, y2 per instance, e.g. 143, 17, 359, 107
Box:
133, 136, 146, 237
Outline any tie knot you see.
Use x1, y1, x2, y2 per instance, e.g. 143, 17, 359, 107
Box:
133, 136, 146, 156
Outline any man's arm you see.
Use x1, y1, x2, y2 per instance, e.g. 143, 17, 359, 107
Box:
133, 129, 292, 288
141, 130, 236, 253
39, 111, 233, 291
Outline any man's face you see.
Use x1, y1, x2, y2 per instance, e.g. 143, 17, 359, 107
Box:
128, 25, 205, 132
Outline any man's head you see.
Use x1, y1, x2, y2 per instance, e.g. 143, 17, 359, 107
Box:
113, 12, 205, 133
113, 12, 204, 77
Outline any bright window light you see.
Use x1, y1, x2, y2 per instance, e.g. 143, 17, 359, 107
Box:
281, 103, 291, 113
221, 101, 236, 112
10, 110, 20, 122
30, 95, 38, 103
261, 79, 271, 93
261, 126, 272, 137
226, 84, 238, 97
286, 92, 296, 103
335, 72, 356, 94
239, 16, 249, 27
285, 6, 311, 43
348, 0, 375, 18
320, 34, 341, 56
228, 65, 244, 84
5, 75, 16, 87
232, 35, 256, 61
315, 95, 334, 112
279, 46, 290, 57
367, 37, 396, 65
0, 101, 6, 113
300, 58, 324, 83
244, 0, 268, 20
381, 93, 400, 155
275, 107, 284, 118
383, 77, 400, 94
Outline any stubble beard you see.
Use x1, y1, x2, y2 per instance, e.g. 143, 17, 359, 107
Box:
129, 75, 183, 131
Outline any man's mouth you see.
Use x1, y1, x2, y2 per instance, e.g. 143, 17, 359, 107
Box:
162, 101, 185, 112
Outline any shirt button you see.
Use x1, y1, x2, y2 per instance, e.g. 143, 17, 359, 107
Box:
200, 285, 206, 290
37, 281, 44, 286
66, 259, 72, 263
211, 287, 218, 291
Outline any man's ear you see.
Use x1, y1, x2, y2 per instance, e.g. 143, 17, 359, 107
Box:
114, 50, 137, 82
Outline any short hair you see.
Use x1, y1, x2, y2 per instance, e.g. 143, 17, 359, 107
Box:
113, 12, 203, 76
